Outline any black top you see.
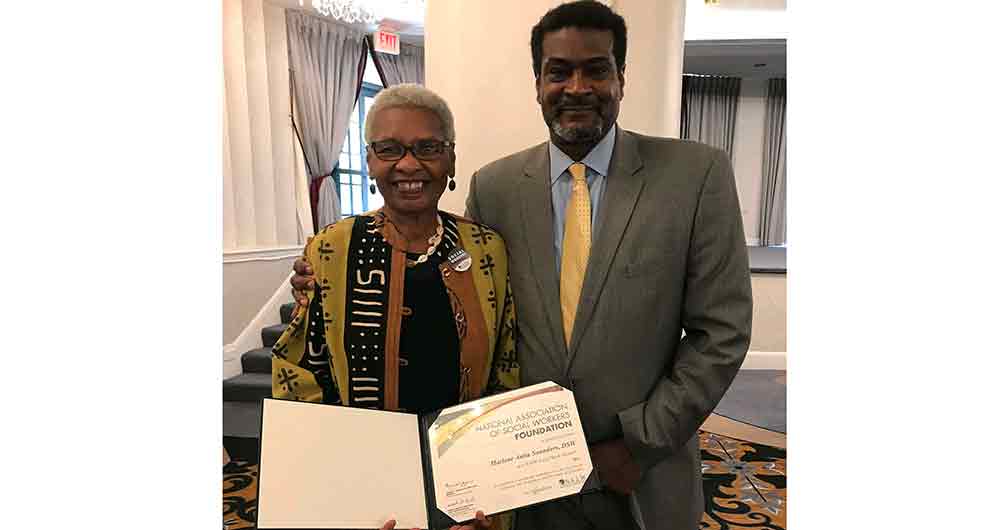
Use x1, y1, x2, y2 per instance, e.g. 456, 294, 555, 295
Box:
397, 251, 461, 414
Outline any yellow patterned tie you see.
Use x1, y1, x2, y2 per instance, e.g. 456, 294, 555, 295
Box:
560, 162, 590, 348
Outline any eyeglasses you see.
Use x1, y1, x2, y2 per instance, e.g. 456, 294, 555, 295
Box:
368, 139, 455, 161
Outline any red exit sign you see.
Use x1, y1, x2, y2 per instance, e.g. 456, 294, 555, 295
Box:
374, 30, 400, 55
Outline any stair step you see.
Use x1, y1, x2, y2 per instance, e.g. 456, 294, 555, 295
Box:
280, 302, 298, 324
261, 323, 288, 348
241, 347, 272, 374
223, 373, 271, 403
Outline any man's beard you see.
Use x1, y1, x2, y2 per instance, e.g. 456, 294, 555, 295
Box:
550, 115, 606, 144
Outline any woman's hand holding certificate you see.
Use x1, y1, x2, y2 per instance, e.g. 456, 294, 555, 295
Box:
447, 510, 492, 530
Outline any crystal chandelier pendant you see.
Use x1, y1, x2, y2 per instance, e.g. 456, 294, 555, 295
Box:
306, 0, 379, 24
301, 0, 425, 25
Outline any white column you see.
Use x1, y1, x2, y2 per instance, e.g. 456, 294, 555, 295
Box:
223, 0, 257, 248
612, 0, 685, 139
264, 2, 299, 246
223, 84, 238, 251
242, 0, 278, 248
425, 0, 686, 214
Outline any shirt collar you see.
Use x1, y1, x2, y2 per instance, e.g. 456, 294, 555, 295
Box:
548, 125, 617, 186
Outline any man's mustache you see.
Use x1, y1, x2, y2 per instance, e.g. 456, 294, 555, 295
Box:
554, 96, 601, 113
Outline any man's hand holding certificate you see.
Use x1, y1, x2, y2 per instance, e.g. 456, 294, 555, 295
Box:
256, 382, 596, 529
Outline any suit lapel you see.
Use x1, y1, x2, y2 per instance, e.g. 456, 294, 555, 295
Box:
566, 129, 645, 369
519, 144, 569, 362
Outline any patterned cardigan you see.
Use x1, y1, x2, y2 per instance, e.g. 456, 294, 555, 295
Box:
272, 210, 519, 411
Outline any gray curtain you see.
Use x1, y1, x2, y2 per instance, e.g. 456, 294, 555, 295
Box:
286, 11, 368, 221
372, 42, 425, 86
758, 78, 786, 246
680, 75, 741, 159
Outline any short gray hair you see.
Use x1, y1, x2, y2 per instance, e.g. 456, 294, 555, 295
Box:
364, 83, 456, 144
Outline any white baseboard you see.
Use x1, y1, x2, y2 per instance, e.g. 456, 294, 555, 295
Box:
223, 245, 304, 263
223, 271, 296, 378
741, 351, 786, 370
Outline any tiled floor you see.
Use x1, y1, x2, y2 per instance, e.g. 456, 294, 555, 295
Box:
713, 369, 786, 434
223, 401, 262, 439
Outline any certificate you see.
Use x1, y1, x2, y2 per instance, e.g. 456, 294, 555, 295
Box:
424, 381, 596, 522
255, 381, 597, 530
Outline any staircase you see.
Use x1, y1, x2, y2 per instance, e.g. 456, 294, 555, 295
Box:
222, 301, 297, 444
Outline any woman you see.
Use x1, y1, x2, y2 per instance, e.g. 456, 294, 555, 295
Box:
271, 84, 517, 530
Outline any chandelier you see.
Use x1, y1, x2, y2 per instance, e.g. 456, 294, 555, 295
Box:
300, 0, 426, 25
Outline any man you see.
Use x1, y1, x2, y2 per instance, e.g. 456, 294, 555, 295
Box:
292, 2, 751, 529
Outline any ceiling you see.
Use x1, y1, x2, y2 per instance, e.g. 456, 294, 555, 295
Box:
268, 2, 785, 76
683, 39, 786, 78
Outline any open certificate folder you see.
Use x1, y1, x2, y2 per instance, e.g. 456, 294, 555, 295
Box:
256, 381, 599, 529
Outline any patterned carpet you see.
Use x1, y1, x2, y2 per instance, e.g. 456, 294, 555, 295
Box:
223, 431, 786, 529
698, 431, 786, 530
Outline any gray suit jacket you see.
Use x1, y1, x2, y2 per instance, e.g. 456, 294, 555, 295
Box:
466, 129, 753, 530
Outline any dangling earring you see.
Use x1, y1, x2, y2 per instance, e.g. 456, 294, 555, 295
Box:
447, 175, 456, 191
369, 178, 377, 195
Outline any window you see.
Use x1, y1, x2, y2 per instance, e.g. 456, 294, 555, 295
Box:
337, 82, 384, 217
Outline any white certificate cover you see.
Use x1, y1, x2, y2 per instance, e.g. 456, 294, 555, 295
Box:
256, 399, 429, 529
255, 382, 597, 529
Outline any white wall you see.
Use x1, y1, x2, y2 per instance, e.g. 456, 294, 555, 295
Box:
684, 0, 787, 41
731, 77, 767, 244
223, 253, 298, 344
223, 0, 313, 347
750, 273, 786, 352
